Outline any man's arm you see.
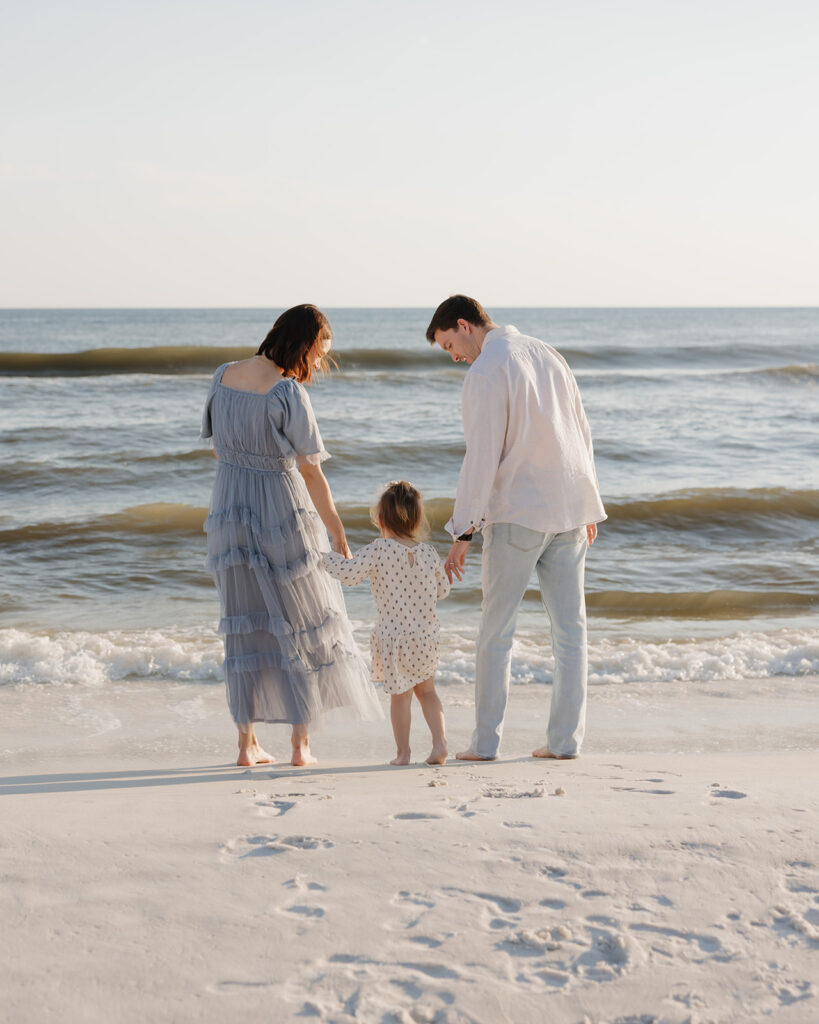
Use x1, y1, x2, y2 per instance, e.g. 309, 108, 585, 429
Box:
444, 371, 507, 582
447, 370, 507, 538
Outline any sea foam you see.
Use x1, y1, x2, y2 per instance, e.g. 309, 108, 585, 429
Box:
1, 625, 817, 689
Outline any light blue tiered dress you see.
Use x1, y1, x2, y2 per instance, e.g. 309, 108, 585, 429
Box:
201, 364, 380, 726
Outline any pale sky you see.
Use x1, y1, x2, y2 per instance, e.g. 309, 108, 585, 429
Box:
2, 0, 817, 307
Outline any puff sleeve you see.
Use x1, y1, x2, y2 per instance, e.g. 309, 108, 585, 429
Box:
269, 379, 329, 465
200, 363, 227, 439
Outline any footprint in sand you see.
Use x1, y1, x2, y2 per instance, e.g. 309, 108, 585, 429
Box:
538, 865, 583, 890
254, 798, 296, 817
391, 812, 447, 821
577, 926, 646, 979
221, 834, 335, 859
406, 934, 445, 948
783, 860, 818, 896
441, 886, 522, 915
209, 979, 277, 994
451, 801, 481, 819
772, 905, 819, 943
630, 922, 726, 956
612, 786, 675, 795
708, 782, 749, 798
280, 904, 326, 918
283, 875, 327, 892
383, 890, 437, 934
501, 928, 564, 956
391, 891, 435, 909
279, 835, 335, 850
482, 785, 545, 799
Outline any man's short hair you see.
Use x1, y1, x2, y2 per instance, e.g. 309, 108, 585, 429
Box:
425, 295, 491, 344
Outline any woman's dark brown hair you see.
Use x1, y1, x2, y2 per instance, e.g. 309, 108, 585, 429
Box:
373, 480, 428, 540
257, 304, 334, 384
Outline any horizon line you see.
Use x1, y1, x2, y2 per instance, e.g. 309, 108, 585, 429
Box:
1, 304, 818, 312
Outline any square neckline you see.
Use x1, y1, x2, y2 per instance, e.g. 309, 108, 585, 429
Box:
217, 363, 292, 397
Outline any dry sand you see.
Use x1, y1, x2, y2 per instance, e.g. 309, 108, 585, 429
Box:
2, 678, 818, 1024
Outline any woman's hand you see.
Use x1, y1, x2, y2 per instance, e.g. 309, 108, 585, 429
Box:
331, 531, 352, 559
299, 462, 351, 557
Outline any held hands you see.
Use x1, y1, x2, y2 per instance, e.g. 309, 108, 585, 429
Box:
331, 531, 352, 559
444, 540, 470, 583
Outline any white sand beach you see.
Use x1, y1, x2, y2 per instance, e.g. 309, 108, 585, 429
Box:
2, 679, 818, 1024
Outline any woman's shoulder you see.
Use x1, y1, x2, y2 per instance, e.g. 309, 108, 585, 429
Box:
209, 360, 233, 382
268, 375, 310, 404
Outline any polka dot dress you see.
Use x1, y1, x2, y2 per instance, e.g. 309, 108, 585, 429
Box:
322, 538, 451, 695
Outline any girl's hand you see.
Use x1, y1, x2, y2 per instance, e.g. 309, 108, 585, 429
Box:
331, 532, 352, 559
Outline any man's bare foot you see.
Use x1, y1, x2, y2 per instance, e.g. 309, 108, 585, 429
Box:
532, 746, 578, 760
425, 745, 447, 765
291, 741, 317, 767
390, 750, 411, 766
237, 743, 275, 767
455, 749, 497, 761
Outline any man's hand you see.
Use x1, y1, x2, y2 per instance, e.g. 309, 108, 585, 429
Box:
586, 523, 597, 545
444, 540, 470, 582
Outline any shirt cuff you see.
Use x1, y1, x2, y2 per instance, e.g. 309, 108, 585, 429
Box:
445, 514, 486, 539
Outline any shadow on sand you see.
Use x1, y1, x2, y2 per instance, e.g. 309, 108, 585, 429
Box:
0, 756, 535, 796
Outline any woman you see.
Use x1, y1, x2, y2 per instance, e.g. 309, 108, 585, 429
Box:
201, 304, 380, 766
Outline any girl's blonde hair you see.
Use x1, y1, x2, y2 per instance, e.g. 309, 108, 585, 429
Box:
372, 480, 429, 540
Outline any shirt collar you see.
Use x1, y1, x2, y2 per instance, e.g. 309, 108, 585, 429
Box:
481, 324, 519, 352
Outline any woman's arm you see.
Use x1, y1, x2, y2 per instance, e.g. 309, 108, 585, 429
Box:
298, 461, 350, 557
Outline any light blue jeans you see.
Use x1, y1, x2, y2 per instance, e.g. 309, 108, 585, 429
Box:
470, 522, 588, 758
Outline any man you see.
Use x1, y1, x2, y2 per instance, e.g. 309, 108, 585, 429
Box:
427, 295, 606, 761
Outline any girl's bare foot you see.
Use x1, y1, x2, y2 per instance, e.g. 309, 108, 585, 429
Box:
390, 750, 411, 766
425, 744, 447, 765
291, 740, 317, 766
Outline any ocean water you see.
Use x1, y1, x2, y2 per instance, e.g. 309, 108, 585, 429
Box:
1, 307, 817, 691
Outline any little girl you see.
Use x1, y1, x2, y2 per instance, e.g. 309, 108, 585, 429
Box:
322, 480, 450, 765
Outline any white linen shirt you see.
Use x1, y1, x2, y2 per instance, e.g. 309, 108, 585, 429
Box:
446, 325, 606, 538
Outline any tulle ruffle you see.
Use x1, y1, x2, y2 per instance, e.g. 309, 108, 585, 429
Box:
207, 460, 380, 726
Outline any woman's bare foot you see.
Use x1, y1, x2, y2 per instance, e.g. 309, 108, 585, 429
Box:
291, 740, 317, 766
237, 742, 275, 767
390, 750, 411, 766
290, 725, 317, 766
532, 746, 577, 759
425, 744, 447, 765
455, 749, 497, 761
